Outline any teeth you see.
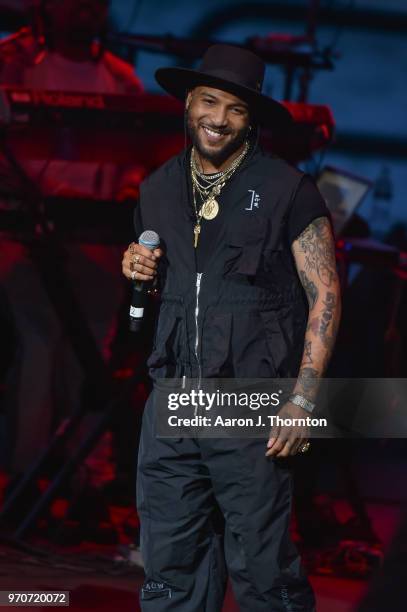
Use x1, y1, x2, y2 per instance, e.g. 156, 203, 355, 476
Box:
203, 127, 222, 138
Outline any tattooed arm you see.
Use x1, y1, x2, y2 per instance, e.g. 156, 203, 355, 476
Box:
291, 216, 341, 400
266, 216, 341, 457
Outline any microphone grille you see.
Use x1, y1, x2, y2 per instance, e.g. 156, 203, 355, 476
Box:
139, 230, 160, 249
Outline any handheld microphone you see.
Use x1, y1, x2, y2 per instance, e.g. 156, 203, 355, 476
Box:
129, 230, 160, 333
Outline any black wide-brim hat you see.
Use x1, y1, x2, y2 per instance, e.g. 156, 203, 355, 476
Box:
155, 43, 292, 128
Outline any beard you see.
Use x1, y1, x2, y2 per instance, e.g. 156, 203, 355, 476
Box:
187, 112, 249, 167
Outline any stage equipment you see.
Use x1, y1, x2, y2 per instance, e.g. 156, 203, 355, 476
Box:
317, 166, 372, 236
0, 87, 334, 164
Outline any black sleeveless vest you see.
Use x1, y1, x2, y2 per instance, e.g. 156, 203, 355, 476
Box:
138, 146, 308, 380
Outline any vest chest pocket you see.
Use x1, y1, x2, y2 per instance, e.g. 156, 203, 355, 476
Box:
223, 214, 268, 277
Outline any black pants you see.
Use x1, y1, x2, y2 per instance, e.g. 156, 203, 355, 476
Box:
137, 390, 316, 611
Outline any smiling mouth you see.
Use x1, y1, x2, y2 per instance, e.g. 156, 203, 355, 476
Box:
201, 125, 228, 142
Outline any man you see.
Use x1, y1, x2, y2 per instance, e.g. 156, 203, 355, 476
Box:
0, 0, 143, 473
122, 45, 341, 611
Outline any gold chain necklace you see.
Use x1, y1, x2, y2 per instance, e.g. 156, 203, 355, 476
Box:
191, 143, 248, 194
190, 141, 249, 248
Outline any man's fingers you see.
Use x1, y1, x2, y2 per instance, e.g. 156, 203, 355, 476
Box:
132, 272, 154, 282
131, 257, 157, 273
122, 258, 132, 280
278, 433, 303, 457
275, 439, 294, 458
122, 256, 156, 281
290, 437, 304, 456
281, 429, 309, 457
266, 425, 280, 449
130, 253, 157, 271
137, 264, 156, 278
265, 438, 277, 456
266, 426, 309, 457
135, 244, 158, 259
125, 263, 155, 281
123, 268, 154, 282
136, 245, 163, 261
122, 242, 162, 279
265, 400, 312, 458
265, 430, 288, 457
265, 438, 288, 457
129, 243, 161, 261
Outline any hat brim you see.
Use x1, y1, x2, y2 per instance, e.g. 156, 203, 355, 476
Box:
155, 67, 292, 129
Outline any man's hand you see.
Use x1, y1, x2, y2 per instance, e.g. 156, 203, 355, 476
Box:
122, 242, 163, 282
265, 401, 310, 458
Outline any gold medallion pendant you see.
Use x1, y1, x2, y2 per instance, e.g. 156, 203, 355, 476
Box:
200, 197, 219, 220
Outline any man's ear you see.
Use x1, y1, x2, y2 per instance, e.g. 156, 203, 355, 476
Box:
185, 91, 192, 111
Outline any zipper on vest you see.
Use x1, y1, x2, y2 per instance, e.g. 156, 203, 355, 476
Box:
194, 272, 203, 408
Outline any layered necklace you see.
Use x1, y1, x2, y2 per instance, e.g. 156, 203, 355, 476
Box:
190, 140, 249, 248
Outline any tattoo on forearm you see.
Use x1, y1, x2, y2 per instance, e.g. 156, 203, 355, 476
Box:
303, 340, 313, 365
294, 218, 341, 399
307, 291, 337, 348
297, 217, 337, 288
319, 292, 336, 343
303, 289, 341, 379
308, 316, 320, 335
297, 367, 319, 397
299, 270, 318, 309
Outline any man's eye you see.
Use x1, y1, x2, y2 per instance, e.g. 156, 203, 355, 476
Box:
203, 99, 214, 105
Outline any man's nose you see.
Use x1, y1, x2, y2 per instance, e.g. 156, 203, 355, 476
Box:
210, 106, 228, 128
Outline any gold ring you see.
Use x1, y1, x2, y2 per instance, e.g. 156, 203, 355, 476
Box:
133, 255, 141, 265
299, 441, 311, 454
